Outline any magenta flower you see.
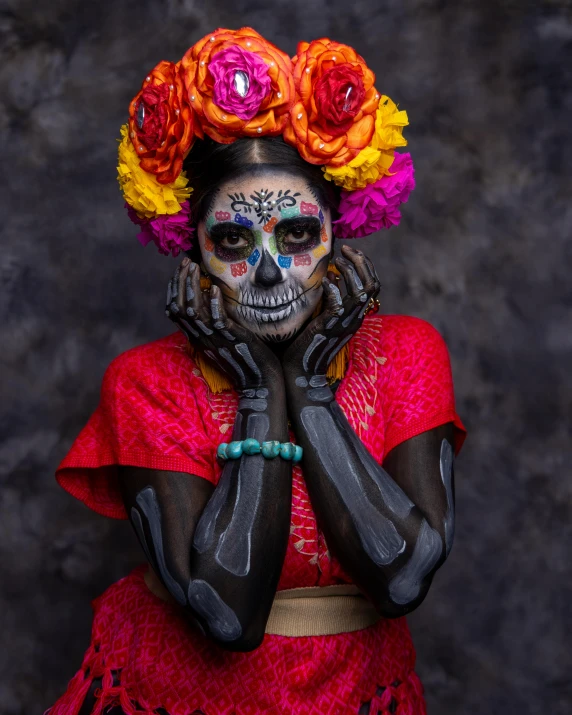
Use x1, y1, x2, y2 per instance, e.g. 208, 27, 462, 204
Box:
126, 201, 195, 257
208, 46, 271, 121
333, 153, 416, 239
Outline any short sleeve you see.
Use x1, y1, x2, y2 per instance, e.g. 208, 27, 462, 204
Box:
382, 316, 467, 458
56, 335, 218, 519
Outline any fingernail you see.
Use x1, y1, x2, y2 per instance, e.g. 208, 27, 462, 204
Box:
182, 257, 190, 266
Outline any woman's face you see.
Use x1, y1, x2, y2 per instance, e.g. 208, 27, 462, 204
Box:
197, 170, 333, 342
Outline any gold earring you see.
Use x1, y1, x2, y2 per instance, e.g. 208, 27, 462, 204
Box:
365, 297, 381, 315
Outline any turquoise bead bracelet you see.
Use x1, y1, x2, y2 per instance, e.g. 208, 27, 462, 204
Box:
217, 439, 303, 463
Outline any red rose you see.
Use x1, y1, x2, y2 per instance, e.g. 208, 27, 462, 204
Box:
283, 38, 378, 167
128, 60, 195, 185
136, 83, 171, 150
314, 65, 366, 137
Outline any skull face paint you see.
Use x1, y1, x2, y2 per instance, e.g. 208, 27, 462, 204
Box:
197, 171, 333, 342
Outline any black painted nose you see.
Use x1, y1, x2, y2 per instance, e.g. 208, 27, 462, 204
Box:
254, 248, 283, 287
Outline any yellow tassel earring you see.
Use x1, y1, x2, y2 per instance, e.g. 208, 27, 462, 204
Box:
200, 274, 212, 293
327, 262, 341, 280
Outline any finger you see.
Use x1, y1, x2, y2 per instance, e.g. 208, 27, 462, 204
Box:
361, 254, 381, 298
167, 264, 183, 316
187, 263, 213, 336
166, 265, 182, 319
177, 258, 191, 311
166, 279, 176, 317
322, 277, 344, 314
187, 263, 207, 320
210, 285, 228, 330
183, 261, 199, 320
166, 278, 174, 312
361, 259, 381, 305
178, 316, 200, 339
341, 245, 377, 294
335, 256, 367, 303
312, 277, 343, 332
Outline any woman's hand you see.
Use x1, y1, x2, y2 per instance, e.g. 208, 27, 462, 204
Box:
166, 258, 283, 390
282, 244, 380, 382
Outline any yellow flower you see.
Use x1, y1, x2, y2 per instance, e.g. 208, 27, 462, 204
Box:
117, 124, 192, 219
323, 96, 408, 191
371, 95, 408, 151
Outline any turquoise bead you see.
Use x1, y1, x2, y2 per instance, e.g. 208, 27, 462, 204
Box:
217, 443, 229, 460
292, 445, 303, 463
262, 440, 281, 458
279, 442, 296, 460
242, 438, 261, 455
227, 441, 244, 459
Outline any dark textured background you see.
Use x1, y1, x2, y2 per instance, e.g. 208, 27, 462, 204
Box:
1, 0, 570, 712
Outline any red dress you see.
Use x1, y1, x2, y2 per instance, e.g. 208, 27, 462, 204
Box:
50, 315, 466, 715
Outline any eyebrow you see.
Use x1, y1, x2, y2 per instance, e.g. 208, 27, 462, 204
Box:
208, 221, 254, 235
273, 215, 321, 232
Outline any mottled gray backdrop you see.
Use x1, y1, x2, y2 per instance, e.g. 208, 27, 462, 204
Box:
1, 0, 570, 712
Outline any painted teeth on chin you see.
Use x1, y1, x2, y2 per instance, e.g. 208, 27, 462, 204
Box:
239, 289, 304, 312
237, 302, 296, 324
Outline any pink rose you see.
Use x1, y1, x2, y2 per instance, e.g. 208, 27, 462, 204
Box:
208, 46, 272, 121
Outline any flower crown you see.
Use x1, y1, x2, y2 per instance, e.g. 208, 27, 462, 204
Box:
117, 27, 415, 257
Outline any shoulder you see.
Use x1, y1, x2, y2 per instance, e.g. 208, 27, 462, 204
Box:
104, 332, 193, 384
101, 332, 203, 404
353, 314, 450, 367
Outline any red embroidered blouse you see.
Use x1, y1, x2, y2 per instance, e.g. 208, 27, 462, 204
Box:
50, 314, 466, 715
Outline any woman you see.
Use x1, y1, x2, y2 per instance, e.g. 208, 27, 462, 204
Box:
50, 28, 466, 714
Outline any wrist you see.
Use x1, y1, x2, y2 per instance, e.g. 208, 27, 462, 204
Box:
246, 365, 285, 394
239, 379, 285, 401
285, 372, 334, 411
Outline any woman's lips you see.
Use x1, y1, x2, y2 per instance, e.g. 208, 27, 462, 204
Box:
237, 286, 302, 308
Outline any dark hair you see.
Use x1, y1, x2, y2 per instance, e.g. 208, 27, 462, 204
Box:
183, 136, 340, 260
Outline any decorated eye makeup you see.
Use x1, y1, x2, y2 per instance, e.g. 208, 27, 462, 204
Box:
209, 222, 255, 262
274, 217, 322, 255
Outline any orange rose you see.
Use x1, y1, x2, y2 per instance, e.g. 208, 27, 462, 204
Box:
181, 27, 295, 143
128, 60, 195, 185
283, 38, 379, 167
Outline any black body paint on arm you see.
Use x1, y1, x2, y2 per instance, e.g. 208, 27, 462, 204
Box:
119, 380, 291, 652
286, 376, 456, 617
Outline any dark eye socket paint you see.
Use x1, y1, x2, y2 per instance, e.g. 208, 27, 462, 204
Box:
275, 217, 321, 255
209, 222, 255, 262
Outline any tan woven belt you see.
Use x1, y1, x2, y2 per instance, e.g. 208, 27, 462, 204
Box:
265, 585, 381, 636
145, 568, 380, 637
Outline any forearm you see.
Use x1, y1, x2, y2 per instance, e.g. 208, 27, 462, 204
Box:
286, 374, 447, 617
137, 262, 294, 649
190, 381, 291, 649
123, 384, 290, 651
